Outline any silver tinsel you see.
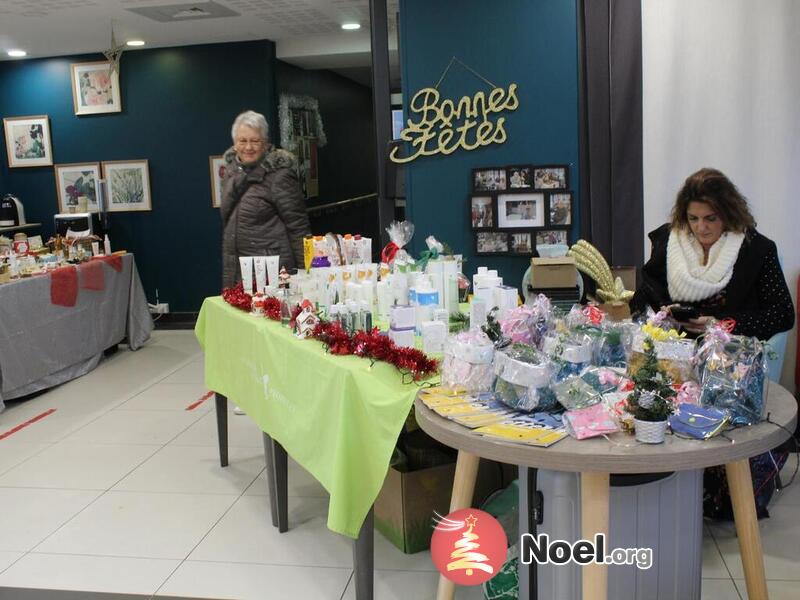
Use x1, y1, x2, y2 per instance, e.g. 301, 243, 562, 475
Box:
277, 93, 328, 152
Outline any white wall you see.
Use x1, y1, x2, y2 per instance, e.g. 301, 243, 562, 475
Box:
642, 0, 800, 390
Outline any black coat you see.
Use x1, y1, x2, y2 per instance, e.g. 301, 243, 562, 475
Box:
631, 224, 794, 339
220, 146, 311, 287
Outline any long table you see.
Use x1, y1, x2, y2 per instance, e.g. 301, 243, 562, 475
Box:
0, 254, 153, 410
195, 296, 423, 600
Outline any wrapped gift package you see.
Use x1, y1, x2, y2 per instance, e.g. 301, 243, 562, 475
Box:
628, 333, 696, 384
493, 344, 558, 412
441, 330, 496, 393
542, 333, 594, 381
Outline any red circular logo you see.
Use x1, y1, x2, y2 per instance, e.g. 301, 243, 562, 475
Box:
430, 508, 508, 585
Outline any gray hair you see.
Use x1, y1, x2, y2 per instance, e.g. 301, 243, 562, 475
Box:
231, 110, 269, 142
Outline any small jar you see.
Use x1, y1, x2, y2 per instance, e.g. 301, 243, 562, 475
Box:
251, 292, 266, 316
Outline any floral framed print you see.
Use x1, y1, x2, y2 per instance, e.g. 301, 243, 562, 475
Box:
71, 61, 122, 115
54, 163, 101, 214
209, 155, 225, 208
3, 115, 53, 168
102, 160, 151, 212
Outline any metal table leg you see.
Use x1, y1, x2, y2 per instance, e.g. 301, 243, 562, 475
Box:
214, 393, 228, 467
352, 507, 374, 600
262, 432, 279, 528
518, 466, 539, 600
272, 438, 289, 533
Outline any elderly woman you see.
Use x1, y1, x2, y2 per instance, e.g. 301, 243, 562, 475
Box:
631, 168, 794, 339
221, 110, 310, 287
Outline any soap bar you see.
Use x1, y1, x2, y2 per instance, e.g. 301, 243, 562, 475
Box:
390, 305, 416, 330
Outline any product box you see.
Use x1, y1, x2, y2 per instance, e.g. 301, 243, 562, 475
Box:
530, 256, 577, 288
373, 459, 504, 554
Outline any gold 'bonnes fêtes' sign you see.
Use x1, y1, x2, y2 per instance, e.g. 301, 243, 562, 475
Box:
389, 84, 519, 164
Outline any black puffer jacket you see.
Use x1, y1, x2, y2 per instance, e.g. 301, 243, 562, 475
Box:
220, 145, 311, 287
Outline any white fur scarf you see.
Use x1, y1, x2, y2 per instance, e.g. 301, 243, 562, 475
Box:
666, 229, 744, 302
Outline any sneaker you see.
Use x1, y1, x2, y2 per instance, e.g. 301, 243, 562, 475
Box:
233, 406, 246, 415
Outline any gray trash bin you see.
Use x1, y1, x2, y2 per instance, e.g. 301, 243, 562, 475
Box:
518, 467, 703, 600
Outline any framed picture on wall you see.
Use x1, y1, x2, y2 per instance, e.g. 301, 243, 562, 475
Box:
469, 195, 495, 229
506, 165, 533, 189
536, 230, 569, 246
70, 61, 122, 115
497, 192, 545, 228
475, 231, 509, 255
533, 165, 569, 190
209, 155, 225, 208
547, 191, 573, 226
102, 160, 151, 212
509, 232, 534, 255
54, 162, 101, 214
3, 115, 53, 168
472, 167, 507, 192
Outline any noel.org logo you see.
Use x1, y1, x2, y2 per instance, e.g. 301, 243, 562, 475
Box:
430, 508, 507, 586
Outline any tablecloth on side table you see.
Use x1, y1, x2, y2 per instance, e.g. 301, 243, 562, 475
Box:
195, 296, 420, 539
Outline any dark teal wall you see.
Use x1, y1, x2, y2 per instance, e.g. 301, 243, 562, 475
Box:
0, 41, 276, 312
398, 0, 580, 291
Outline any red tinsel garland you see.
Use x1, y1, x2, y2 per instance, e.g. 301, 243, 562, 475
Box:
221, 282, 438, 380
221, 281, 252, 311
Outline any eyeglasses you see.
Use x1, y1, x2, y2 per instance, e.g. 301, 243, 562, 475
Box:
235, 138, 263, 148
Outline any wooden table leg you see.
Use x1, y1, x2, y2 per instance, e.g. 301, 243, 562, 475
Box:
214, 393, 228, 467
352, 507, 374, 600
435, 451, 480, 600
581, 472, 610, 600
725, 459, 769, 600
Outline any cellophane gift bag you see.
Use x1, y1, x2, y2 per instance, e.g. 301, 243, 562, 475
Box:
441, 330, 496, 394
493, 344, 558, 412
695, 323, 768, 426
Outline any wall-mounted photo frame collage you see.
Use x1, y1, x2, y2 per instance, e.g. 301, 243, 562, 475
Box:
470, 164, 572, 255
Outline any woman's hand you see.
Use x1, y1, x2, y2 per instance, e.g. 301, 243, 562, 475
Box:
677, 315, 712, 334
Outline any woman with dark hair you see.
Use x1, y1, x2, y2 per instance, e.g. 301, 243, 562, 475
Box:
632, 168, 794, 339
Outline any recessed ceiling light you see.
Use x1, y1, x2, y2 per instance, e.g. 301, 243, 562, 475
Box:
126, 40, 146, 47
341, 23, 361, 30
7, 49, 27, 57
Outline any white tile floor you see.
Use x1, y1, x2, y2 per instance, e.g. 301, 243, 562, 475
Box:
0, 330, 796, 599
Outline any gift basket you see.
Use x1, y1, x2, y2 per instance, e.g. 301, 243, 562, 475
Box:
628, 313, 696, 384
441, 330, 496, 394
493, 344, 558, 412
541, 332, 594, 381
695, 322, 768, 426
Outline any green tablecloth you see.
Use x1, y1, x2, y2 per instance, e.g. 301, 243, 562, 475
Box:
195, 297, 421, 539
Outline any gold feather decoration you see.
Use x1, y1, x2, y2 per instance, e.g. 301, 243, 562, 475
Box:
567, 240, 634, 303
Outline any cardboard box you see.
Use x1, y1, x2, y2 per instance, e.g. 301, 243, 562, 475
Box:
530, 256, 577, 288
374, 459, 504, 554
611, 266, 637, 293
600, 301, 632, 321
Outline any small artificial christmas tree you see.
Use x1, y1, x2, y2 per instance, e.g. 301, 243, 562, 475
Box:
626, 338, 676, 422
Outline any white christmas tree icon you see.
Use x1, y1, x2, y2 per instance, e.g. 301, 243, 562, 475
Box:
443, 514, 494, 576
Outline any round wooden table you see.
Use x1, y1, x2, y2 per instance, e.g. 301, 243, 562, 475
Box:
415, 383, 797, 600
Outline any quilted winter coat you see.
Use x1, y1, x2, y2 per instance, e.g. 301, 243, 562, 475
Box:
220, 145, 311, 287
